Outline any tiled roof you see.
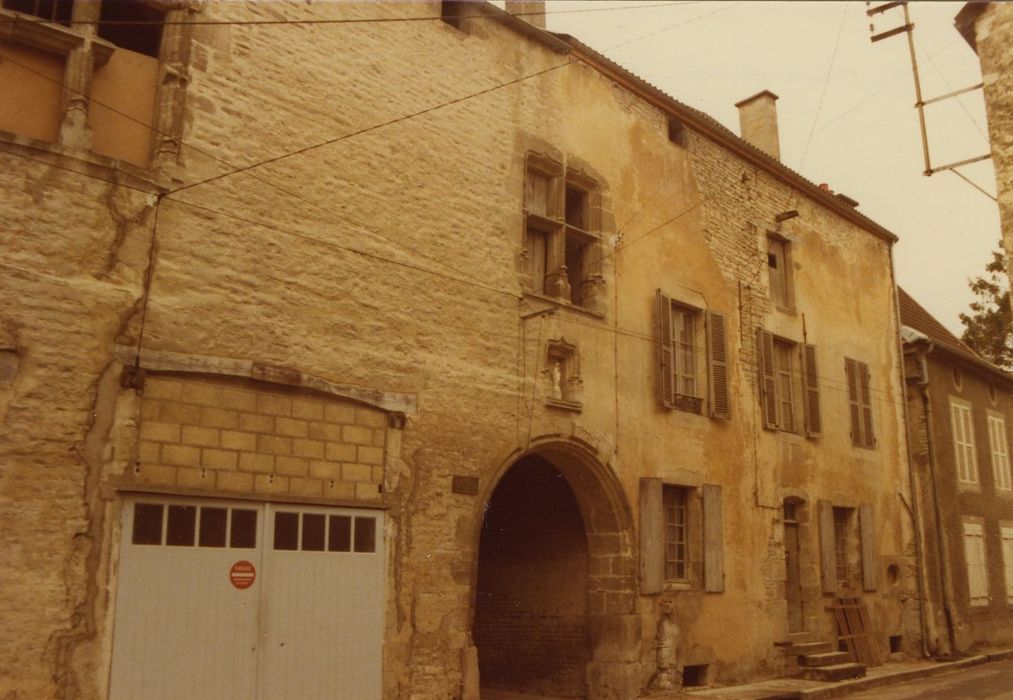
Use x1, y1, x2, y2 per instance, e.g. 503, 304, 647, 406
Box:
898, 287, 969, 350
899, 287, 1012, 383
551, 33, 899, 244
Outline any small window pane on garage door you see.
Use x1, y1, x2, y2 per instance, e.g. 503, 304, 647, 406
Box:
110, 498, 384, 700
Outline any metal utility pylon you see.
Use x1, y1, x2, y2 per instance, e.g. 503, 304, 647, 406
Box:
867, 1, 994, 199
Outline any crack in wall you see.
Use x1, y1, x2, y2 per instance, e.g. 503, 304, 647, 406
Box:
43, 360, 122, 700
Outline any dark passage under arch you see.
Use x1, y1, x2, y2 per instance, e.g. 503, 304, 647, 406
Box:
473, 455, 590, 698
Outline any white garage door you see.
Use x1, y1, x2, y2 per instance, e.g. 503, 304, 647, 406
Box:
109, 498, 384, 700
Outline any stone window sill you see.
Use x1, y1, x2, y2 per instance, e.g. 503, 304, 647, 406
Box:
545, 398, 582, 413
0, 131, 167, 192
522, 291, 605, 320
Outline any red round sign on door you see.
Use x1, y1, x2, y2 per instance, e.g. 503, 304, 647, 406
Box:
229, 560, 256, 590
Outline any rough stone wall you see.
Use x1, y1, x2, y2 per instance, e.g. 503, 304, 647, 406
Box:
0, 2, 919, 698
973, 3, 1013, 291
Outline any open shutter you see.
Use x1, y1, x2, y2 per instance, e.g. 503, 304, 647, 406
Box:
845, 358, 861, 446
757, 328, 777, 429
859, 503, 877, 591
703, 484, 724, 592
859, 362, 875, 448
657, 290, 674, 409
801, 344, 822, 437
706, 311, 730, 420
818, 500, 836, 594
639, 477, 664, 594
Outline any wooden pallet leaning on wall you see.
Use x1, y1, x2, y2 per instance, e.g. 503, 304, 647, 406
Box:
833, 597, 882, 667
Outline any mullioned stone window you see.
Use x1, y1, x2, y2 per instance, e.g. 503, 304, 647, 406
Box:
0, 0, 193, 169
522, 151, 607, 314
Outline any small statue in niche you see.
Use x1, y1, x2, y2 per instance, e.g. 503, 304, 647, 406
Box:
550, 361, 563, 400
651, 597, 682, 690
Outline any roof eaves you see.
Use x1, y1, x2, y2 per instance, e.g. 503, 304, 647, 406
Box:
555, 35, 899, 245
954, 2, 988, 53
927, 338, 1013, 386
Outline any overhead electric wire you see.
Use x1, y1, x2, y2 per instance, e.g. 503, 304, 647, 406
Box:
0, 2, 701, 27
0, 150, 906, 407
602, 1, 743, 53
798, 2, 849, 172
168, 59, 575, 195
0, 47, 564, 283
0, 3, 913, 408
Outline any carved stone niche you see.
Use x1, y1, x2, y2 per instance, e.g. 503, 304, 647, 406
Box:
544, 338, 582, 411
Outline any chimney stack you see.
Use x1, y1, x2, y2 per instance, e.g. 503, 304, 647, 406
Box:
735, 90, 781, 160
504, 0, 545, 29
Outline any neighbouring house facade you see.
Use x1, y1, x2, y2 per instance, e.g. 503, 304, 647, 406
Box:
955, 1, 1013, 294
1, 2, 918, 699
901, 289, 1013, 655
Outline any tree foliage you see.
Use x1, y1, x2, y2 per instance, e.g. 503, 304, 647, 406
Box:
959, 246, 1012, 370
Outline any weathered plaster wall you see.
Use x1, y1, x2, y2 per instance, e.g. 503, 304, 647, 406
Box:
0, 1, 917, 698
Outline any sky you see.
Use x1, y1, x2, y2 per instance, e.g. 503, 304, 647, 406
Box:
531, 0, 1000, 336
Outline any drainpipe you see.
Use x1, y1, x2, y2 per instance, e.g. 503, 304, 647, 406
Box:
889, 252, 934, 661
914, 350, 959, 657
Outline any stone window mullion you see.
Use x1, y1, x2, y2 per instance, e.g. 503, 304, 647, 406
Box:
152, 5, 193, 169
58, 0, 101, 148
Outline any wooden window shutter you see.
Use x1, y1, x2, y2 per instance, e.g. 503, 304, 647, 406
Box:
859, 503, 877, 591
639, 477, 665, 594
845, 358, 861, 446
703, 484, 724, 592
657, 290, 674, 409
818, 500, 836, 594
706, 311, 730, 420
757, 328, 777, 429
859, 362, 875, 448
801, 344, 822, 437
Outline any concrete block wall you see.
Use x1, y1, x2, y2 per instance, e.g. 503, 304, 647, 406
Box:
134, 375, 385, 502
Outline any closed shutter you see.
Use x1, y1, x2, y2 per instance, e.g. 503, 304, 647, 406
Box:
859, 503, 877, 591
657, 290, 674, 409
859, 362, 875, 448
703, 484, 724, 592
818, 500, 836, 594
1001, 526, 1013, 604
963, 521, 989, 606
845, 358, 861, 445
801, 344, 822, 437
757, 328, 777, 429
639, 477, 664, 594
707, 311, 730, 420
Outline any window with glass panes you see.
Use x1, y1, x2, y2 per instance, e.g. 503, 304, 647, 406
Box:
663, 486, 688, 581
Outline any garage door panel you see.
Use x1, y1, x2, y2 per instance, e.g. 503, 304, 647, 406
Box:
110, 500, 263, 700
260, 506, 384, 700
111, 499, 384, 700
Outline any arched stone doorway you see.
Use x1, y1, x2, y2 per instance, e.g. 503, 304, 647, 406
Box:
471, 442, 639, 700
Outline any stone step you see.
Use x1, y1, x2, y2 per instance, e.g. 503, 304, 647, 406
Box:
788, 641, 834, 656
798, 651, 852, 667
801, 662, 866, 682
788, 631, 814, 643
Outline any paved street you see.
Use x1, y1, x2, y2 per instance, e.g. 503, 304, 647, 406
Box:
844, 658, 1013, 699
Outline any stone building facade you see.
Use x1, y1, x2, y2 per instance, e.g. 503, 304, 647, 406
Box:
0, 1, 918, 698
901, 289, 1013, 655
955, 1, 1013, 293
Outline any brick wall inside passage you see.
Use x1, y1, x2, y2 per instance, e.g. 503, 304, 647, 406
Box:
473, 457, 590, 697
133, 374, 385, 502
